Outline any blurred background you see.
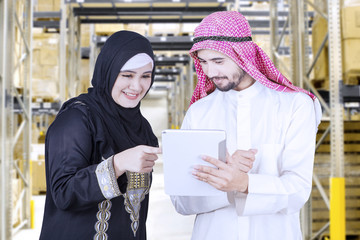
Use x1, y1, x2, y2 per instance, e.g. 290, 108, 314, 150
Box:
1, 0, 360, 239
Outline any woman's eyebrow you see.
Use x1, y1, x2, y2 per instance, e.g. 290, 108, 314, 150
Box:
120, 70, 152, 74
120, 70, 136, 73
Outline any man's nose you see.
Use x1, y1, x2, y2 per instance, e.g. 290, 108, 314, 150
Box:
206, 65, 218, 78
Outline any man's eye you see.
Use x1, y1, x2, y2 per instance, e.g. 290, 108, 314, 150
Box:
143, 75, 151, 79
215, 61, 223, 64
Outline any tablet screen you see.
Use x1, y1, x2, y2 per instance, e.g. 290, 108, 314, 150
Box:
161, 129, 226, 196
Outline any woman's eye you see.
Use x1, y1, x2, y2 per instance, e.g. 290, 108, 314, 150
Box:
142, 75, 151, 79
215, 61, 223, 64
122, 74, 132, 78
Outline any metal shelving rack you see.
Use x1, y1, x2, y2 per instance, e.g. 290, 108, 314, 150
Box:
0, 0, 32, 239
64, 0, 310, 127
34, 0, 312, 104
62, 0, 235, 102
1, 0, 353, 239
269, 0, 347, 239
327, 0, 345, 238
60, 0, 235, 127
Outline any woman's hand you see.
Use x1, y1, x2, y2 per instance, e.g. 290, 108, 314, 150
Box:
113, 145, 162, 178
192, 149, 257, 193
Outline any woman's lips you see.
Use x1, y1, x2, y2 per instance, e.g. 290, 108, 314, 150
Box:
123, 91, 139, 100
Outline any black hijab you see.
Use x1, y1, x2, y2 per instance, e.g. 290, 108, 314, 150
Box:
64, 30, 158, 155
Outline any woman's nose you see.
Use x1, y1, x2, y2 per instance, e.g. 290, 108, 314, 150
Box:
129, 78, 141, 90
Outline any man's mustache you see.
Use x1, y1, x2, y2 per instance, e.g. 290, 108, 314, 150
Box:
210, 76, 228, 81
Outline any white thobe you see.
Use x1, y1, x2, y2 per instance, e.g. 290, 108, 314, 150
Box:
171, 81, 319, 240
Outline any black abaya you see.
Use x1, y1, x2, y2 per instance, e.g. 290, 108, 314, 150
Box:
39, 31, 158, 240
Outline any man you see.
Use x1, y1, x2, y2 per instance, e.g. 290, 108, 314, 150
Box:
170, 11, 321, 240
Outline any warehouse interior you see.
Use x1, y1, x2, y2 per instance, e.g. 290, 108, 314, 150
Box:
1, 0, 360, 239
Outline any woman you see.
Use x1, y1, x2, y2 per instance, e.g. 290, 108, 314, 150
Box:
39, 31, 161, 240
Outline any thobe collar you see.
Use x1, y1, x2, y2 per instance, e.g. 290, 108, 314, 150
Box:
217, 80, 264, 101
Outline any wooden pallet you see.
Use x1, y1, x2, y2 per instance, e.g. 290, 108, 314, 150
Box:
312, 121, 360, 237
318, 232, 360, 240
316, 121, 360, 154
312, 155, 360, 238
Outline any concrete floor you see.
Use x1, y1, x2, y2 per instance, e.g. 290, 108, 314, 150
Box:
13, 160, 195, 240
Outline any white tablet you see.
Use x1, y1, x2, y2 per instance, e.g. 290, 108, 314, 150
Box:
161, 129, 226, 196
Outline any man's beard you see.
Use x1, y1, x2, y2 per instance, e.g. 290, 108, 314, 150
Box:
211, 70, 246, 92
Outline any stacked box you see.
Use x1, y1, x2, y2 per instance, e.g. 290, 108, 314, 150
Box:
341, 4, 360, 85
36, 0, 61, 11
95, 23, 125, 36
150, 23, 180, 37
81, 24, 91, 47
53, 0, 61, 11
12, 170, 21, 226
36, 0, 53, 11
80, 59, 91, 93
31, 144, 46, 195
32, 30, 60, 100
125, 24, 147, 36
312, 1, 360, 87
311, 15, 329, 89
31, 160, 46, 195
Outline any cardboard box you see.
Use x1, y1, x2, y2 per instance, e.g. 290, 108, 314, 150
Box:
36, 0, 53, 12
42, 66, 59, 80
342, 38, 360, 84
12, 177, 21, 226
31, 160, 46, 195
53, 0, 61, 11
125, 24, 147, 35
81, 24, 91, 47
32, 65, 43, 80
95, 23, 125, 36
341, 5, 360, 39
40, 46, 59, 66
32, 78, 59, 99
32, 49, 42, 79
344, 0, 360, 6
311, 16, 329, 84
80, 59, 91, 93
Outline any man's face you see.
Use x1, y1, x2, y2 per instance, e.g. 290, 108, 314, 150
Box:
197, 49, 252, 91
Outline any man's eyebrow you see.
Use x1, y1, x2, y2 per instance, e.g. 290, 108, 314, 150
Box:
198, 57, 225, 61
210, 57, 225, 61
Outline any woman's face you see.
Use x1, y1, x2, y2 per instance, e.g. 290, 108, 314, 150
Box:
111, 62, 153, 108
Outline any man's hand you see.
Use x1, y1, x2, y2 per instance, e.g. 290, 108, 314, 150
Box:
192, 149, 257, 193
228, 149, 257, 172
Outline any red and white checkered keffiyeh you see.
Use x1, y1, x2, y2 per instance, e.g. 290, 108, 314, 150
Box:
189, 11, 317, 105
